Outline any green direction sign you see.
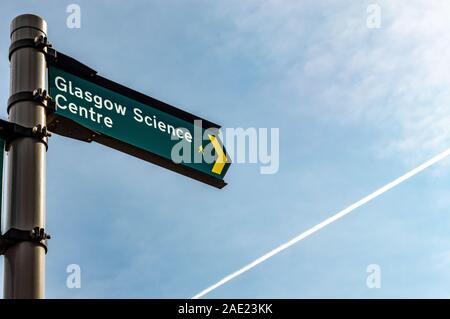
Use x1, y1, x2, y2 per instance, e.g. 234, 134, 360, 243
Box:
47, 59, 230, 188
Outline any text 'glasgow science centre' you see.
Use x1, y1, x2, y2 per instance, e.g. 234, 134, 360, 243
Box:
52, 75, 194, 143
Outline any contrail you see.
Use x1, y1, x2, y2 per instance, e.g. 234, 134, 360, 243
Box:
192, 147, 450, 299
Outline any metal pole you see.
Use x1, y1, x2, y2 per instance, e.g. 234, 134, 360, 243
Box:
3, 14, 48, 299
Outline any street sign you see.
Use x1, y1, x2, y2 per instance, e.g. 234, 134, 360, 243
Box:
47, 52, 230, 188
3, 14, 233, 298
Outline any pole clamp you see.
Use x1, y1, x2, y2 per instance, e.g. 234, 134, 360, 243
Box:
8, 35, 56, 61
0, 227, 51, 255
4, 122, 52, 151
7, 89, 56, 115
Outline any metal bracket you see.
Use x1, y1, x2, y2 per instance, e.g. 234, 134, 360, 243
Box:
7, 88, 56, 114
8, 35, 56, 61
0, 227, 51, 255
0, 119, 52, 152
6, 123, 51, 151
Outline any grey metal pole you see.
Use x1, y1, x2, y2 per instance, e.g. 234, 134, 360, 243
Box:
3, 14, 48, 299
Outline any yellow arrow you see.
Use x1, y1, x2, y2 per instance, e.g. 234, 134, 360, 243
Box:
208, 134, 227, 175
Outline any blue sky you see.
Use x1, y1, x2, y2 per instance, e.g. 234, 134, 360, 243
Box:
2, 0, 450, 298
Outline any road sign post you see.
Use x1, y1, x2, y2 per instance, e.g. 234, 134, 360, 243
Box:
1, 12, 230, 299
3, 14, 49, 299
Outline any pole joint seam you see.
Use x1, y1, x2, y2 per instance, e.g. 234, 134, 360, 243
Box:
0, 227, 51, 255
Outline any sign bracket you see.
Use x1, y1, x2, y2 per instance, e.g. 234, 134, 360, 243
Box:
0, 227, 51, 256
8, 34, 56, 61
7, 88, 56, 114
0, 118, 51, 151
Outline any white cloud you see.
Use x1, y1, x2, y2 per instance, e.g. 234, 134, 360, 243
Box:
211, 0, 450, 163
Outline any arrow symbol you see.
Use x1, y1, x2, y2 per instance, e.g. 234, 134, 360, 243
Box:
208, 134, 227, 175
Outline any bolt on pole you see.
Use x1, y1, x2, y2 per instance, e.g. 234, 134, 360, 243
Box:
3, 14, 48, 299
